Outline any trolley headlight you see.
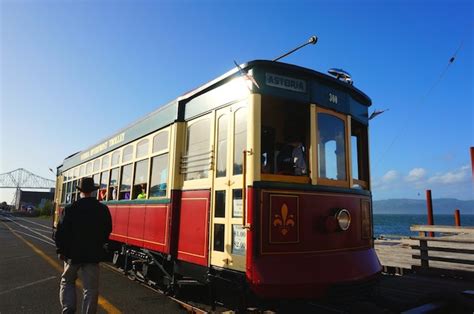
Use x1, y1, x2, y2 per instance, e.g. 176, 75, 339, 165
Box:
335, 209, 351, 231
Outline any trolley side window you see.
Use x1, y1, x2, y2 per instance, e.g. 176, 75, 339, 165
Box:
216, 114, 228, 178
61, 182, 67, 204
133, 159, 149, 199
99, 171, 109, 201
93, 159, 100, 173
122, 145, 133, 163
79, 165, 85, 177
109, 167, 119, 200
72, 180, 79, 201
92, 174, 99, 198
119, 164, 132, 200
86, 162, 92, 175
153, 131, 169, 153
233, 108, 247, 175
351, 119, 369, 189
136, 139, 149, 158
102, 155, 110, 170
111, 151, 120, 166
149, 154, 169, 197
183, 115, 212, 181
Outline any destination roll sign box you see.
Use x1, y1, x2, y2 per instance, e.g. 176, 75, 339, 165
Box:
265, 73, 306, 93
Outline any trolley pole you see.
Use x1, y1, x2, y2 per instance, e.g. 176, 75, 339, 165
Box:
272, 35, 318, 62
425, 190, 434, 237
454, 209, 461, 227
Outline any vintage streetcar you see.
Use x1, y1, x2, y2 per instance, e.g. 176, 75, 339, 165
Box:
52, 59, 382, 303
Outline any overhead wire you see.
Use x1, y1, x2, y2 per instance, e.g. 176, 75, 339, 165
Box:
372, 31, 468, 174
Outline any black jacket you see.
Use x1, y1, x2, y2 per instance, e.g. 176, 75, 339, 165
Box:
55, 197, 112, 264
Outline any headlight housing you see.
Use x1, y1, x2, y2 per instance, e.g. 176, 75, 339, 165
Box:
335, 209, 351, 231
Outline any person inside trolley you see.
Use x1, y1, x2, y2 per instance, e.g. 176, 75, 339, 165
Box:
136, 184, 147, 199
276, 135, 307, 176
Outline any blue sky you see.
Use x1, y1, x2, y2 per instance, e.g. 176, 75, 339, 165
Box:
1, 0, 472, 203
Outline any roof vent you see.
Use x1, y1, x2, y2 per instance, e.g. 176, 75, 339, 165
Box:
328, 68, 353, 85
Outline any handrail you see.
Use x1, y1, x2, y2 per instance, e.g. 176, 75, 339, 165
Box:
409, 236, 474, 244
410, 225, 474, 234
409, 224, 474, 270
242, 150, 251, 230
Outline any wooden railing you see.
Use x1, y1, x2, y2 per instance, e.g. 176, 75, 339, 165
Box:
409, 225, 474, 270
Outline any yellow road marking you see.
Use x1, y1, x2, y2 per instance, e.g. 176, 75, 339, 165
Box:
1, 221, 122, 314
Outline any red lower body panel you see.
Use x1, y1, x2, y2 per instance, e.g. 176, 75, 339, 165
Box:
249, 248, 381, 298
109, 203, 172, 254
142, 205, 170, 252
176, 190, 210, 266
247, 187, 382, 298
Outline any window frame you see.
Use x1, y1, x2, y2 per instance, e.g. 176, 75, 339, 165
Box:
152, 130, 169, 154
136, 139, 150, 159
315, 106, 351, 188
122, 145, 134, 163
61, 126, 171, 203
148, 152, 169, 198
259, 96, 311, 184
350, 117, 370, 190
182, 113, 214, 187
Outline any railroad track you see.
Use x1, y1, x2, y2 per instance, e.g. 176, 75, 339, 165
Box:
3, 214, 471, 313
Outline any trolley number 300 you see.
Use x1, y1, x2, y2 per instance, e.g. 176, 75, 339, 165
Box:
329, 93, 338, 104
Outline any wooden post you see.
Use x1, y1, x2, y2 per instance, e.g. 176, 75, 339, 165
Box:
454, 209, 461, 226
426, 190, 434, 237
420, 239, 429, 269
471, 147, 474, 180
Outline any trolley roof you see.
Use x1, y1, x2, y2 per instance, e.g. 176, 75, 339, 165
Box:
59, 60, 372, 172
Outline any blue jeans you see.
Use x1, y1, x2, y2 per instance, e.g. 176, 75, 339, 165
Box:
59, 262, 100, 314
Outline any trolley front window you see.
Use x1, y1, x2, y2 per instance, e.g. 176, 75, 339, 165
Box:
317, 112, 347, 181
260, 96, 309, 179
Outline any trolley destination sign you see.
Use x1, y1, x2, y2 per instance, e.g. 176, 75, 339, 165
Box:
265, 73, 306, 93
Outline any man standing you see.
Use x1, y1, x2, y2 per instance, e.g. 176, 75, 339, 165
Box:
55, 177, 112, 314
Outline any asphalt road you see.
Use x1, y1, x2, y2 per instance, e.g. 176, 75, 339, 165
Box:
0, 213, 186, 314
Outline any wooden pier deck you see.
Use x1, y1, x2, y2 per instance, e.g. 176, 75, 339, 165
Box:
372, 225, 474, 313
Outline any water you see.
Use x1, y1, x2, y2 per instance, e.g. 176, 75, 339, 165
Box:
373, 214, 474, 238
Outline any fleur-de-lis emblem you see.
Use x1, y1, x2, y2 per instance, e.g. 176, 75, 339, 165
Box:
273, 203, 295, 235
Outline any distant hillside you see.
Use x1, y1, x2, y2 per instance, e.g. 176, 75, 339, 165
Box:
373, 198, 474, 215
